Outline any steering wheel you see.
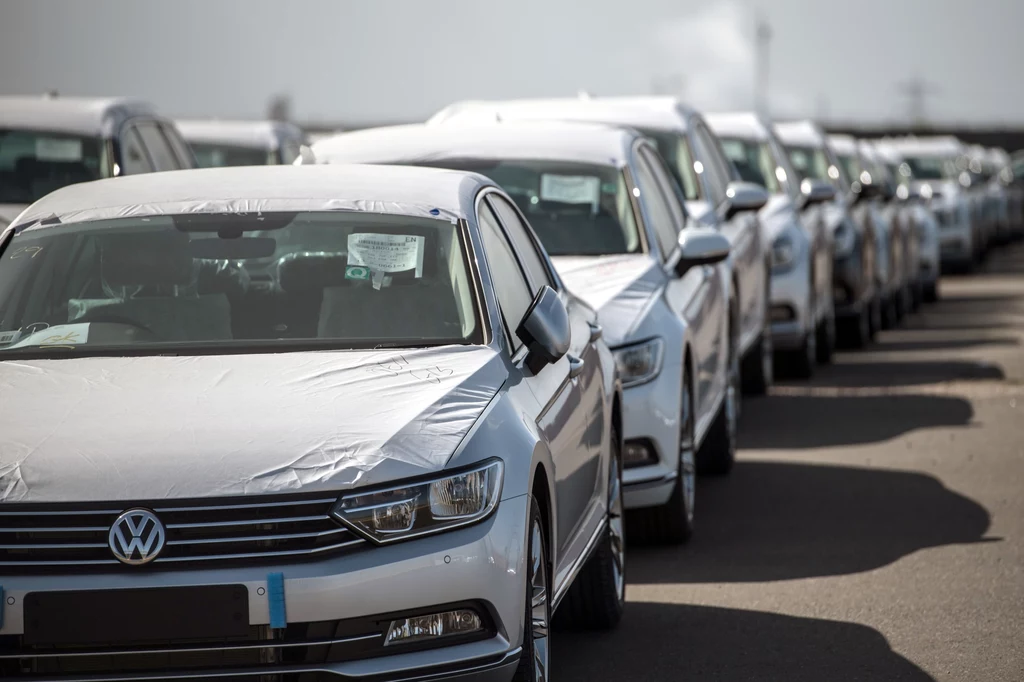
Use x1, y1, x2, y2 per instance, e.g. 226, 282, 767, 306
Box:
74, 313, 155, 336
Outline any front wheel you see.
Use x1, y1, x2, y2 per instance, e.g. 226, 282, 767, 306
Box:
555, 423, 625, 630
513, 502, 551, 682
741, 331, 773, 396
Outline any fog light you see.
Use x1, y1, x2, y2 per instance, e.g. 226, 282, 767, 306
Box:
623, 439, 656, 468
384, 609, 482, 646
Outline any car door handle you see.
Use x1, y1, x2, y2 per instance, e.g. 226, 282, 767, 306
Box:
568, 355, 585, 379
588, 322, 603, 343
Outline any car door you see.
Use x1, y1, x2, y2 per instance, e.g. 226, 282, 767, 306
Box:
632, 148, 727, 422
477, 195, 594, 564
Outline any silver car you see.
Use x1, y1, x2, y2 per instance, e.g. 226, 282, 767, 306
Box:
429, 97, 774, 398
707, 112, 837, 378
0, 164, 625, 681
176, 119, 306, 167
306, 121, 736, 543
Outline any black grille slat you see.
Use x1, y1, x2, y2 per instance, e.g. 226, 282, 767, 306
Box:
0, 493, 363, 570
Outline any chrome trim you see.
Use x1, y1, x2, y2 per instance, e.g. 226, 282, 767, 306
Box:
0, 510, 121, 516
0, 542, 108, 550
165, 527, 349, 546
0, 526, 108, 533
551, 517, 607, 611
154, 538, 365, 563
153, 498, 338, 513
165, 514, 330, 529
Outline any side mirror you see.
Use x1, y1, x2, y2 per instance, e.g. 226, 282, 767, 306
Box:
722, 181, 769, 220
800, 178, 836, 206
517, 285, 571, 374
674, 227, 731, 277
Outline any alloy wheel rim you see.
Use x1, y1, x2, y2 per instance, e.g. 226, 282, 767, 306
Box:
528, 520, 549, 682
680, 381, 696, 522
608, 454, 625, 603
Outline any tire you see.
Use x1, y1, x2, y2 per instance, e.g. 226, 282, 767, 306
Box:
629, 368, 696, 544
840, 306, 871, 349
513, 501, 551, 682
815, 313, 835, 365
783, 328, 816, 380
555, 424, 626, 630
924, 281, 939, 303
868, 296, 882, 339
697, 343, 738, 476
880, 294, 898, 330
741, 331, 773, 396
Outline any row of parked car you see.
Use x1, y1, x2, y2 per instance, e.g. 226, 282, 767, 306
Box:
0, 93, 1021, 682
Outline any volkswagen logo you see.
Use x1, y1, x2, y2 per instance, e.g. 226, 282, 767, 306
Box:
108, 509, 166, 565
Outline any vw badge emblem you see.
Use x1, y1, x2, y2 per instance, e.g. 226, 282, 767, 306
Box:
109, 509, 166, 565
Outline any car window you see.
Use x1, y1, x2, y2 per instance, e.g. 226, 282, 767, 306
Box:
632, 155, 681, 259
639, 128, 702, 201
160, 123, 194, 169
691, 125, 731, 207
719, 137, 781, 194
191, 143, 273, 168
135, 121, 179, 172
638, 144, 687, 226
477, 201, 534, 352
0, 212, 481, 357
0, 129, 105, 204
486, 194, 555, 291
118, 126, 152, 175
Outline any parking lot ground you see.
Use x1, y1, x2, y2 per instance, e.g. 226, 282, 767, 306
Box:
558, 241, 1024, 681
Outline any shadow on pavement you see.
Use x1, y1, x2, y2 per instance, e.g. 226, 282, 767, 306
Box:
795, 359, 1004, 388
737, 393, 973, 449
871, 336, 1020, 353
627, 461, 991, 583
554, 602, 934, 681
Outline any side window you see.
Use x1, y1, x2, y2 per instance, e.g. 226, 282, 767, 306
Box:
478, 201, 534, 352
639, 145, 687, 230
691, 125, 729, 207
135, 121, 179, 171
487, 194, 555, 291
160, 123, 195, 169
118, 126, 152, 175
632, 155, 681, 259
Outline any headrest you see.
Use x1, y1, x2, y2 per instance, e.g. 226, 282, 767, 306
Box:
277, 253, 350, 293
99, 230, 195, 288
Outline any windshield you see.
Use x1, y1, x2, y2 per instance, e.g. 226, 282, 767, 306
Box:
426, 159, 643, 257
903, 155, 955, 180
190, 143, 276, 168
785, 145, 833, 184
719, 137, 781, 194
837, 154, 861, 185
0, 129, 106, 205
0, 212, 481, 357
637, 129, 702, 201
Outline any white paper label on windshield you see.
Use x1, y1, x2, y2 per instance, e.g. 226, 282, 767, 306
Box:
0, 330, 22, 346
35, 138, 83, 162
347, 233, 425, 277
9, 323, 90, 348
540, 174, 601, 209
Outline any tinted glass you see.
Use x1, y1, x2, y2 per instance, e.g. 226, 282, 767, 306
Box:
135, 122, 179, 171
431, 159, 642, 257
640, 128, 702, 201
477, 202, 533, 351
161, 124, 195, 168
0, 212, 480, 357
691, 125, 730, 206
786, 145, 834, 183
634, 151, 683, 257
903, 155, 955, 180
0, 129, 104, 204
838, 154, 862, 184
119, 127, 151, 175
719, 137, 781, 193
191, 143, 274, 168
487, 194, 554, 290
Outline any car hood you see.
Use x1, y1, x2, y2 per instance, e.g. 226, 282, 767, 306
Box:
0, 346, 506, 503
551, 254, 662, 347
0, 203, 27, 229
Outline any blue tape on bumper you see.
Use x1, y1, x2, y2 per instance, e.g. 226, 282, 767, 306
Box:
267, 573, 286, 629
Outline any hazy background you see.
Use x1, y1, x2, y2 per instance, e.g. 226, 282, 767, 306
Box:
2, 0, 1023, 127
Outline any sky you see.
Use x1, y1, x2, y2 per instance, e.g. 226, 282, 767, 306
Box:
2, 0, 1023, 127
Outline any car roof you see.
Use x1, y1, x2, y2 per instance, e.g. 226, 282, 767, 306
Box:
11, 164, 493, 231
174, 119, 304, 150
827, 134, 858, 156
774, 120, 827, 147
703, 111, 771, 141
311, 122, 640, 169
0, 96, 158, 136
429, 96, 699, 133
882, 135, 965, 157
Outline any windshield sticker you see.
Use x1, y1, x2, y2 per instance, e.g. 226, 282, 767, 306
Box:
347, 233, 425, 291
35, 137, 83, 162
540, 174, 601, 209
0, 330, 21, 346
9, 323, 89, 349
345, 265, 370, 281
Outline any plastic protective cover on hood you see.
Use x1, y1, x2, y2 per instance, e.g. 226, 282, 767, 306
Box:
550, 254, 662, 346
0, 346, 505, 503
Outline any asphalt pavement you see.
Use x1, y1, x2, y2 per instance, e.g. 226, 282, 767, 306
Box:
557, 242, 1024, 681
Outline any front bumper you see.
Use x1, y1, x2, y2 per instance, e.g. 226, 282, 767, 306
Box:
620, 359, 683, 510
768, 263, 811, 351
0, 496, 530, 681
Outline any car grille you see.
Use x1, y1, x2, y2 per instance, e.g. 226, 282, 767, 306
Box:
0, 493, 364, 571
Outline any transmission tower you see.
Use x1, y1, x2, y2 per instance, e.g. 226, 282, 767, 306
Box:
754, 13, 772, 117
896, 76, 940, 127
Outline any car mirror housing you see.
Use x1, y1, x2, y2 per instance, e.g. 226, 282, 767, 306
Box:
674, 227, 731, 277
800, 178, 836, 206
516, 286, 571, 374
722, 181, 769, 220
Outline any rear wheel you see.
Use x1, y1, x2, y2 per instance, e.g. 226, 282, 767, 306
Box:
881, 293, 899, 329
555, 423, 625, 630
513, 503, 550, 682
629, 368, 696, 544
924, 281, 939, 303
697, 340, 738, 475
839, 306, 871, 349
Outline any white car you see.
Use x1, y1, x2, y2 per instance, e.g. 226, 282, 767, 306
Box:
428, 97, 774, 396
706, 112, 836, 378
306, 121, 739, 543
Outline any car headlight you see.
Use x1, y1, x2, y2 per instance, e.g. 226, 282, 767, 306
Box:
612, 338, 664, 388
834, 221, 856, 258
771, 234, 797, 271
331, 460, 504, 544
